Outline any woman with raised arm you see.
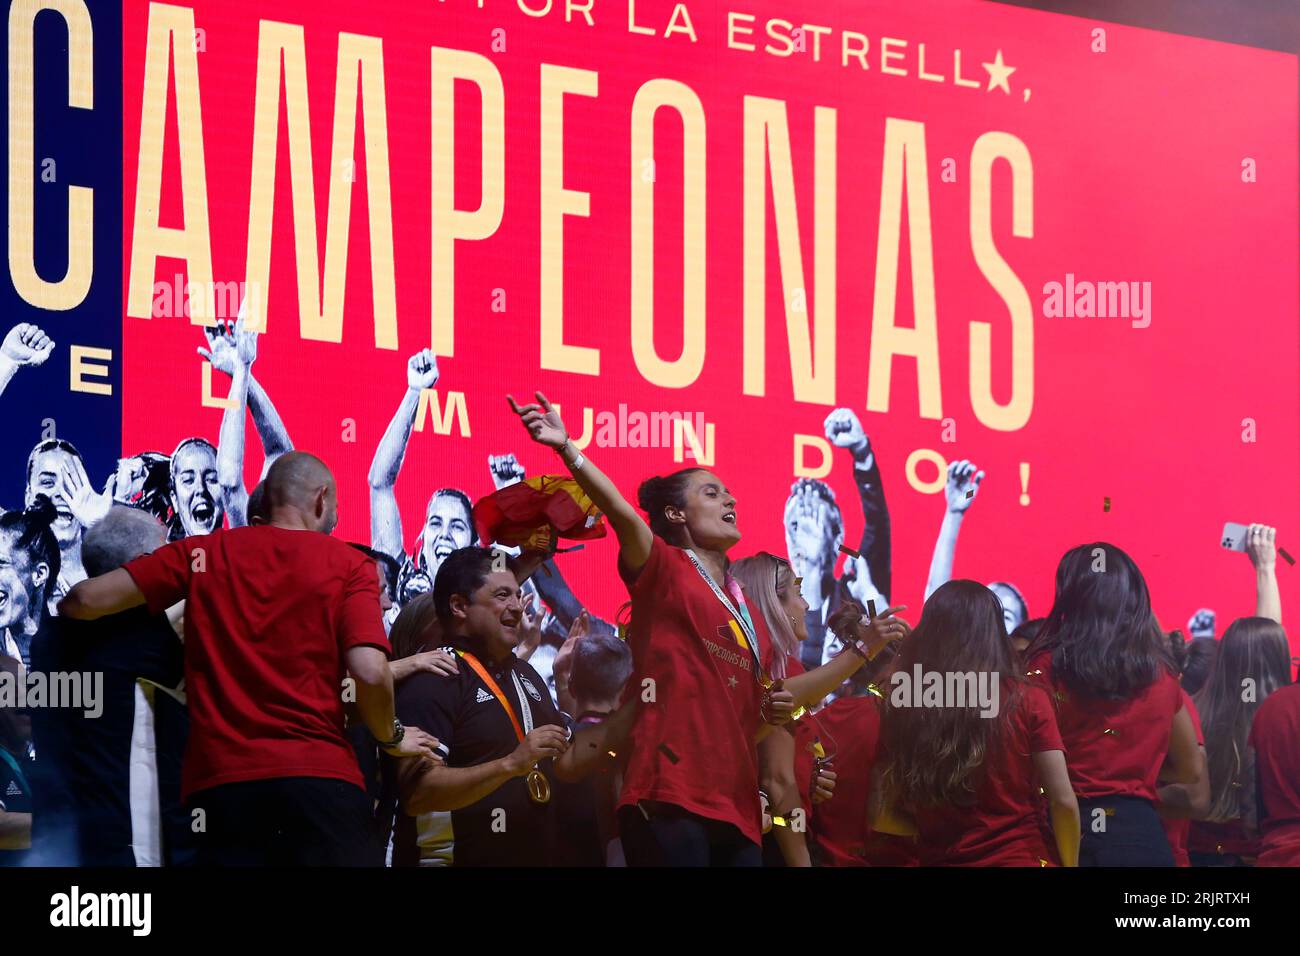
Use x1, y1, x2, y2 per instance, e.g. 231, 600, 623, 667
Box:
509, 392, 794, 866
1188, 616, 1292, 866
731, 552, 905, 865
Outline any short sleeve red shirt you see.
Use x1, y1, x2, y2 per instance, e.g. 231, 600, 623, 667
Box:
807, 694, 884, 866
1160, 689, 1203, 866
899, 682, 1064, 866
124, 526, 390, 797
617, 536, 769, 844
1248, 683, 1300, 866
1026, 651, 1181, 801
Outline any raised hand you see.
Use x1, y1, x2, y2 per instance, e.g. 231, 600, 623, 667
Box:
407, 349, 438, 391
231, 310, 257, 368
824, 408, 869, 456
552, 610, 589, 691
1245, 523, 1277, 570
944, 459, 984, 513
790, 481, 835, 536
1, 323, 54, 367
488, 453, 527, 491
198, 314, 256, 375
508, 392, 568, 449
58, 457, 112, 529
514, 594, 543, 661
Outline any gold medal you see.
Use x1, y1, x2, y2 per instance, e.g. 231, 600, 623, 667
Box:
526, 767, 551, 805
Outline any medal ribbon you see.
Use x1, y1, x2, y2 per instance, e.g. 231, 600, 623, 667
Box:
684, 549, 762, 671
454, 650, 534, 741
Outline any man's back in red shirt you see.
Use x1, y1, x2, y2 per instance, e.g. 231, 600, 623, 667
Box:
124, 526, 391, 797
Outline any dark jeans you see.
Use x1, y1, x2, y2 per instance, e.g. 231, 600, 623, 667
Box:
188, 776, 382, 867
618, 801, 761, 867
1078, 796, 1175, 867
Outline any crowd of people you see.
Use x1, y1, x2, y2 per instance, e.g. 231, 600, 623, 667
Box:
0, 319, 1297, 867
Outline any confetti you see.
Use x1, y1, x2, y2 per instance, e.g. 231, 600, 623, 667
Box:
838, 544, 860, 559
1280, 547, 1295, 566
1102, 728, 1117, 736
866, 599, 877, 619
555, 544, 585, 555
657, 743, 680, 764
965, 490, 974, 499
1104, 496, 1111, 512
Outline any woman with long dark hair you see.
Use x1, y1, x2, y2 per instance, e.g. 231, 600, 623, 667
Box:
0, 496, 61, 669
870, 580, 1079, 866
731, 552, 905, 865
1188, 617, 1292, 865
509, 392, 795, 866
1025, 542, 1201, 866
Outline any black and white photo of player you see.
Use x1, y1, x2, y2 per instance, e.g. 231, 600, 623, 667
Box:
924, 459, 1029, 633
105, 452, 174, 526
24, 439, 109, 599
369, 351, 475, 616
0, 497, 60, 668
784, 408, 892, 672
0, 323, 54, 399
198, 304, 294, 531
165, 437, 223, 540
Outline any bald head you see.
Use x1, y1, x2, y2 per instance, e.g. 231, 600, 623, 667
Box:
263, 452, 338, 533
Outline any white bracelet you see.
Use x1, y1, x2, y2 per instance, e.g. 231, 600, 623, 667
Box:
560, 441, 585, 470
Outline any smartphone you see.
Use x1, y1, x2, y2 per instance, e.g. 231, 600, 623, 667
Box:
1221, 522, 1249, 552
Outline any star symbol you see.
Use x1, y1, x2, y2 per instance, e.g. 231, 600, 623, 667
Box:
727, 675, 738, 689
982, 49, 1016, 94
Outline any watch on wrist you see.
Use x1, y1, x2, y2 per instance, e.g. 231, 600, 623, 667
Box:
379, 718, 405, 749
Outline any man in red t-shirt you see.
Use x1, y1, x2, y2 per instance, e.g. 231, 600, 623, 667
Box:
59, 452, 440, 865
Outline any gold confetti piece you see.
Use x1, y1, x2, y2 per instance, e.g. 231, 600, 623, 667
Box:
839, 544, 860, 559
1103, 728, 1117, 736
1104, 496, 1111, 512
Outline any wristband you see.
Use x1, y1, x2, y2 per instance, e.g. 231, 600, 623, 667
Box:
558, 441, 585, 471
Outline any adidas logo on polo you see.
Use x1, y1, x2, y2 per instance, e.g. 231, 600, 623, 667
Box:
5, 781, 21, 796
475, 687, 493, 704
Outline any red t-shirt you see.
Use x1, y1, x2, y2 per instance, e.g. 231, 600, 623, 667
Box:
779, 654, 819, 815
1248, 682, 1300, 866
1026, 651, 1181, 802
807, 694, 885, 866
889, 682, 1064, 866
124, 526, 391, 797
1160, 690, 1204, 867
618, 537, 770, 844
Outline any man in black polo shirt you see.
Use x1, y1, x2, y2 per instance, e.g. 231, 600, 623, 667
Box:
393, 547, 570, 866
28, 505, 193, 866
